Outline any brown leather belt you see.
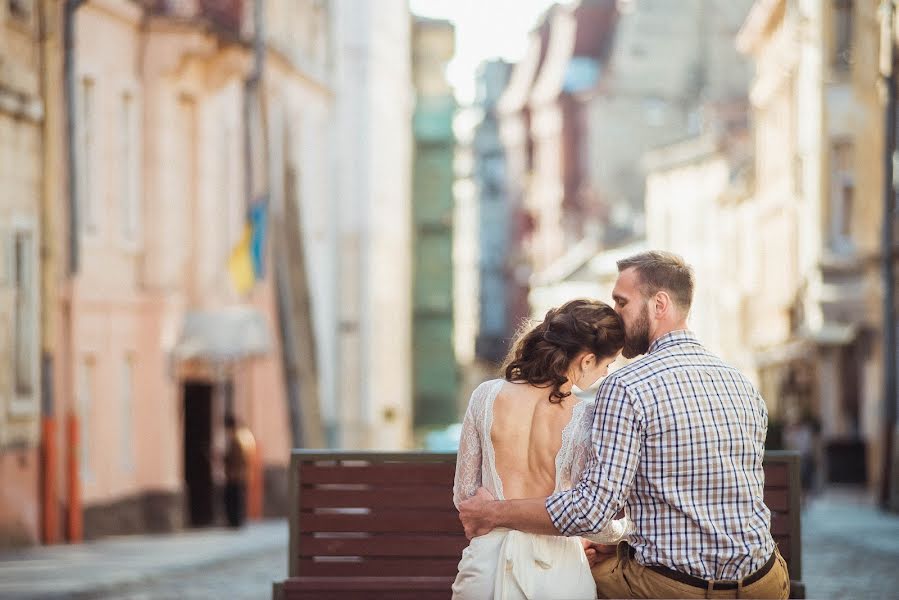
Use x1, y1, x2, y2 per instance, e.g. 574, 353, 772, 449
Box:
635, 547, 777, 591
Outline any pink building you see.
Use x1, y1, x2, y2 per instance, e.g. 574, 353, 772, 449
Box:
56, 0, 294, 538
0, 0, 335, 547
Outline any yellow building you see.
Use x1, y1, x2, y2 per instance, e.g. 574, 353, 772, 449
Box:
739, 0, 888, 494
0, 0, 44, 547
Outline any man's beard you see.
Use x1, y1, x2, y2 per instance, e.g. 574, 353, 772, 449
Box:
622, 304, 651, 359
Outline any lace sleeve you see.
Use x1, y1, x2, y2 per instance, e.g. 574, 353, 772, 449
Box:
570, 400, 635, 544
453, 382, 486, 509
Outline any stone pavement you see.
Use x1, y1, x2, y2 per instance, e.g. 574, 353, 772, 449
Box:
802, 487, 899, 599
0, 520, 286, 599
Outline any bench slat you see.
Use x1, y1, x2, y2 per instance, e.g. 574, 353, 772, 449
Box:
300, 464, 455, 485
287, 576, 454, 590
764, 463, 789, 487
285, 591, 448, 600
770, 512, 790, 536
300, 487, 455, 510
766, 488, 789, 513
774, 535, 791, 561
296, 558, 460, 577
299, 510, 463, 534
299, 534, 468, 558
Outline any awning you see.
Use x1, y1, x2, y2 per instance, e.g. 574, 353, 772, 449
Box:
799, 322, 858, 346
753, 322, 858, 367
754, 339, 811, 368
172, 306, 271, 364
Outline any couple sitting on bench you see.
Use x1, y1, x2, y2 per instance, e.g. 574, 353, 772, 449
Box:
452, 251, 790, 600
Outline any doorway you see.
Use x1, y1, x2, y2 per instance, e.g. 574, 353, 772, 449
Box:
183, 382, 214, 527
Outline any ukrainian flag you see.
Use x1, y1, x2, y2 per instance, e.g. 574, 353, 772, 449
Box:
228, 198, 268, 295
228, 222, 255, 295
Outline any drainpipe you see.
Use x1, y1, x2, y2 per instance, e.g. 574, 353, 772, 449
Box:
879, 0, 898, 511
64, 0, 85, 275
63, 0, 86, 542
36, 0, 58, 546
242, 0, 268, 517
243, 0, 266, 210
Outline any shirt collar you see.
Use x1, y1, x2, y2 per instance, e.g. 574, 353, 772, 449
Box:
648, 329, 701, 354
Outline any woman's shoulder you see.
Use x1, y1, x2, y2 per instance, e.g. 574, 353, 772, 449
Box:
467, 378, 505, 406
571, 396, 596, 422
473, 378, 505, 394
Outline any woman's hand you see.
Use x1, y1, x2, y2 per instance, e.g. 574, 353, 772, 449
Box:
458, 487, 496, 539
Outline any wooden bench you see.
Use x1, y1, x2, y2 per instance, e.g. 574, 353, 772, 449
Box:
273, 450, 805, 599
764, 450, 806, 599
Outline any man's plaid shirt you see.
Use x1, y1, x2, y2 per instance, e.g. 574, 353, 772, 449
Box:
547, 330, 775, 581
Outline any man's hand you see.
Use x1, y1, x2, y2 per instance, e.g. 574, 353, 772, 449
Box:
581, 538, 616, 568
458, 487, 496, 539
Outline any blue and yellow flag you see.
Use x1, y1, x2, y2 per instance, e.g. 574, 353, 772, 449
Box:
228, 198, 268, 295
228, 222, 255, 295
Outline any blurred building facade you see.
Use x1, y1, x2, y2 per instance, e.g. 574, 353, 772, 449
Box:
0, 0, 423, 549
55, 0, 307, 542
332, 0, 414, 449
496, 30, 544, 320
0, 0, 44, 546
498, 0, 620, 319
472, 61, 516, 367
644, 126, 756, 380
883, 0, 899, 513
737, 0, 888, 494
411, 16, 457, 430
585, 0, 753, 247
453, 59, 531, 412
526, 0, 616, 275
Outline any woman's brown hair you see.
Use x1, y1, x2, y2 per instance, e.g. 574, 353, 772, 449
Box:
501, 299, 624, 403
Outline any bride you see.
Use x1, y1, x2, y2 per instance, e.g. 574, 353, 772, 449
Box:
452, 299, 632, 600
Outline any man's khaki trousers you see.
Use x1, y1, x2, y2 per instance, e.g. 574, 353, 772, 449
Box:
592, 543, 790, 599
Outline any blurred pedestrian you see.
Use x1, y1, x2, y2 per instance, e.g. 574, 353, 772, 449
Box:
223, 414, 256, 528
784, 405, 818, 505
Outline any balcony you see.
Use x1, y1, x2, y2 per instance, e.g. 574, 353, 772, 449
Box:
144, 0, 246, 38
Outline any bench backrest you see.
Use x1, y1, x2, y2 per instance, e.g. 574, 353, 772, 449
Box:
288, 449, 802, 582
290, 451, 465, 578
762, 450, 802, 581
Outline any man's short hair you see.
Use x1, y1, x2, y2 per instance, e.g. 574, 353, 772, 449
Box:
616, 250, 695, 311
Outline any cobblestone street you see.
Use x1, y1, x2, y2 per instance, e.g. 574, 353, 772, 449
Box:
0, 521, 286, 600
802, 489, 899, 598
81, 546, 285, 600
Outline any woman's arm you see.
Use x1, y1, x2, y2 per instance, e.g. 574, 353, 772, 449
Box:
453, 383, 485, 509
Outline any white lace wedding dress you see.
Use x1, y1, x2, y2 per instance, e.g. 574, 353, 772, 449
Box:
452, 379, 632, 600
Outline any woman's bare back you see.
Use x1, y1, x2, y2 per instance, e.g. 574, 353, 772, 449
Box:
490, 381, 576, 500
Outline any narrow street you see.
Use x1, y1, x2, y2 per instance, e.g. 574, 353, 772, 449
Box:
802, 489, 899, 598
79, 547, 285, 600
0, 521, 286, 600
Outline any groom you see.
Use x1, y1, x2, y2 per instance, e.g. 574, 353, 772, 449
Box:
459, 251, 790, 599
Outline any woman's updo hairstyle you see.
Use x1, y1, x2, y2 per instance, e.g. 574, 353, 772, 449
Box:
501, 299, 624, 403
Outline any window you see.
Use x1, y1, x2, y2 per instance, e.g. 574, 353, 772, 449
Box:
12, 231, 35, 398
830, 140, 854, 252
78, 359, 95, 482
8, 0, 31, 20
120, 356, 135, 471
78, 78, 97, 233
120, 92, 140, 242
833, 0, 853, 71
